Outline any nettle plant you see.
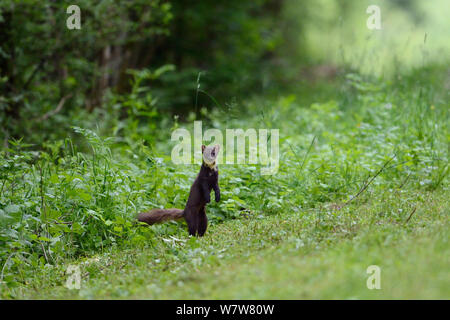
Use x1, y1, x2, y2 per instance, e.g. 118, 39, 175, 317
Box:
0, 126, 247, 286
0, 129, 154, 285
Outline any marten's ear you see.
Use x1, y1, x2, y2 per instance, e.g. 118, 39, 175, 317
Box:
214, 144, 220, 153
201, 144, 206, 153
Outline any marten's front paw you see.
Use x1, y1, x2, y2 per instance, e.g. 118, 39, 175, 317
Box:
205, 195, 211, 203
215, 195, 220, 202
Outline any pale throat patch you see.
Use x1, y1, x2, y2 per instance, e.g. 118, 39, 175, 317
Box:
203, 145, 219, 171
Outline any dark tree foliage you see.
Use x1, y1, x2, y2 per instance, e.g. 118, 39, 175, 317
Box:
0, 0, 287, 145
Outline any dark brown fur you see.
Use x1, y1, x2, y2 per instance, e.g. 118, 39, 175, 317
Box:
138, 208, 184, 224
182, 162, 219, 236
137, 146, 220, 236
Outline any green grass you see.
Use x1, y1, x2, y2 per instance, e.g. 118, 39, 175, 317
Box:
3, 189, 448, 299
0, 65, 448, 299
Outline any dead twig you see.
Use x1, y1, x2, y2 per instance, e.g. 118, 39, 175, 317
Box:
39, 240, 50, 264
36, 94, 72, 121
340, 154, 397, 209
405, 207, 417, 224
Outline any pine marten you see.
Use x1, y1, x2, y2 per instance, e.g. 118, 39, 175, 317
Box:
138, 144, 220, 236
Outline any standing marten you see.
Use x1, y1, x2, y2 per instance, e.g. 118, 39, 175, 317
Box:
138, 144, 220, 236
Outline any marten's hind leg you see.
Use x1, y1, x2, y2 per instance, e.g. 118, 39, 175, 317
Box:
197, 206, 208, 237
184, 208, 198, 236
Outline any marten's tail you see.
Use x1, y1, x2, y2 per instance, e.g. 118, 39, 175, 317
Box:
137, 208, 184, 225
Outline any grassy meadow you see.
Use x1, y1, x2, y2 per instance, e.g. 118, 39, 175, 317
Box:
1, 65, 448, 299
0, 1, 449, 300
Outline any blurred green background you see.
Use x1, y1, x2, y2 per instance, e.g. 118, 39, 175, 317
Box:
1, 0, 449, 146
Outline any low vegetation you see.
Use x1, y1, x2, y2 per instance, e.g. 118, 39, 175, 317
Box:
1, 66, 448, 299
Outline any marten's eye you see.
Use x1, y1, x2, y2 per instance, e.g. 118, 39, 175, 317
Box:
211, 150, 215, 156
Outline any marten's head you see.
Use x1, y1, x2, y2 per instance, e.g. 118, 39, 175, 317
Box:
202, 144, 220, 170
